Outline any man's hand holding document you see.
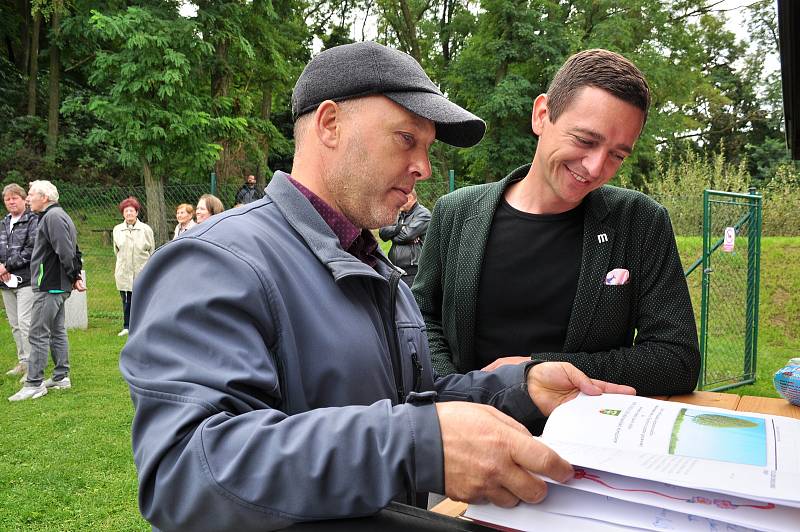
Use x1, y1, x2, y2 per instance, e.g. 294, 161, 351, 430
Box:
466, 393, 800, 532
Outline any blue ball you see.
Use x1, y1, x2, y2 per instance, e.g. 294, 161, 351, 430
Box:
773, 364, 800, 406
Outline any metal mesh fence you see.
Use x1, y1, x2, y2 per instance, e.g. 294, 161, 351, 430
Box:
45, 180, 794, 242
55, 177, 457, 248
2, 178, 767, 388
696, 190, 762, 391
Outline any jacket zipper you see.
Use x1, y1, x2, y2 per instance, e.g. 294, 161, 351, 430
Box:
387, 269, 405, 404
388, 269, 422, 508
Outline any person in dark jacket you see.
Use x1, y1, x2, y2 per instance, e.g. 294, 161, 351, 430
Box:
378, 188, 431, 286
8, 180, 85, 402
234, 174, 264, 205
1, 183, 38, 379
119, 41, 635, 532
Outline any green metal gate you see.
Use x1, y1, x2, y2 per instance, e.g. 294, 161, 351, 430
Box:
685, 189, 762, 391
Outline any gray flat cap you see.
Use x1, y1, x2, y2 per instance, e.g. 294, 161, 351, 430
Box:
292, 41, 486, 148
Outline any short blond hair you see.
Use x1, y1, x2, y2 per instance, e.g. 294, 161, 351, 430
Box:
176, 203, 195, 216
2, 183, 26, 199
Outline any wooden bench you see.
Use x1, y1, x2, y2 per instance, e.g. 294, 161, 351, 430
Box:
90, 228, 113, 246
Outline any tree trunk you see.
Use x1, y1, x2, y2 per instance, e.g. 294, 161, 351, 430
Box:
142, 159, 169, 247
212, 38, 232, 181
27, 11, 40, 116
439, 0, 453, 64
397, 0, 421, 62
45, 8, 61, 160
257, 80, 273, 188
14, 0, 31, 72
211, 39, 230, 98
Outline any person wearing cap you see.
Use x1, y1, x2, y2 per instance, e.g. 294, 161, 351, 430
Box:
119, 42, 635, 531
413, 49, 700, 398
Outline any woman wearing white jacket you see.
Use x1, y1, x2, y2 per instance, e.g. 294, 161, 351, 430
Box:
113, 196, 154, 336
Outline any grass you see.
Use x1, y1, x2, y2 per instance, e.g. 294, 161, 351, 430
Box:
677, 237, 800, 397
0, 234, 798, 530
0, 232, 148, 531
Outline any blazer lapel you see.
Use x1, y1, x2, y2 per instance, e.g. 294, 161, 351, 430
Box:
452, 178, 513, 370
564, 188, 613, 351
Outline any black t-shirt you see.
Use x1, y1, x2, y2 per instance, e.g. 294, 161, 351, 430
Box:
474, 199, 584, 368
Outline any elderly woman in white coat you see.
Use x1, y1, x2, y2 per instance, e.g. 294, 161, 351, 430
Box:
113, 196, 154, 336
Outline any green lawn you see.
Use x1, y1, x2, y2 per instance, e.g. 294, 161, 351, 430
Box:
677, 236, 800, 397
0, 231, 147, 531
1, 235, 798, 530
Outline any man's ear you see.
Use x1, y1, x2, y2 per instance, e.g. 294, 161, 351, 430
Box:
314, 100, 341, 149
531, 94, 549, 136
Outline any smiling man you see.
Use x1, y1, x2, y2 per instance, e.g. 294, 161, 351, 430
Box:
119, 42, 636, 532
414, 49, 700, 399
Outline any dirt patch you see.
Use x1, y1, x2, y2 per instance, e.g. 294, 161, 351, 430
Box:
768, 287, 790, 328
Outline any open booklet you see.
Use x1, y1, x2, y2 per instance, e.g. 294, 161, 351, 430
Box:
465, 394, 800, 532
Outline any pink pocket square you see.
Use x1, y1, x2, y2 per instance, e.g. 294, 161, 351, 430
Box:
605, 268, 630, 286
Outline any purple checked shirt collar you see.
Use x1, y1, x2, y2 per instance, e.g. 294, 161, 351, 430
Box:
287, 175, 379, 267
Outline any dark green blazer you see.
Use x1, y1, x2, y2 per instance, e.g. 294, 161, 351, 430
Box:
413, 165, 700, 396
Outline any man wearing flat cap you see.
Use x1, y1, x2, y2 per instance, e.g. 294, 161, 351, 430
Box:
120, 42, 634, 532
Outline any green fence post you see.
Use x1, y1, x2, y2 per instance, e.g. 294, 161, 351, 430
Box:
449, 169, 455, 193
744, 187, 761, 383
210, 171, 217, 196
698, 189, 711, 389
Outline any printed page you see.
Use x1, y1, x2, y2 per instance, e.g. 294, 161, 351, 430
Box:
540, 394, 800, 504
466, 484, 760, 532
540, 466, 800, 531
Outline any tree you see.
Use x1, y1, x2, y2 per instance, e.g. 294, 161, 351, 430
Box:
27, 7, 40, 115
83, 6, 246, 244
689, 413, 759, 429
45, 1, 62, 159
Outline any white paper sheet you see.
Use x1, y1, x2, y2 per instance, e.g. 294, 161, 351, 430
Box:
466, 484, 761, 532
540, 394, 800, 505
539, 466, 800, 531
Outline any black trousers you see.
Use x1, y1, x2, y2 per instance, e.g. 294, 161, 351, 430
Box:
401, 266, 418, 288
119, 290, 132, 329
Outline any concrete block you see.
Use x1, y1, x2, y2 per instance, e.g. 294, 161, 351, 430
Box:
65, 270, 88, 330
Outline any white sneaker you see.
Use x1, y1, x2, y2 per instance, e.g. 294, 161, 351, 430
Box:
8, 384, 48, 402
44, 376, 71, 389
6, 362, 26, 376
117, 328, 129, 337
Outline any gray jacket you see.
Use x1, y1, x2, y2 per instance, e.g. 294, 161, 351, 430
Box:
29, 203, 81, 293
0, 209, 38, 287
378, 201, 431, 271
119, 171, 543, 532
234, 183, 264, 205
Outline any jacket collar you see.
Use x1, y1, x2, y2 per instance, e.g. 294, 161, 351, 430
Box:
38, 202, 60, 217
122, 219, 145, 230
266, 171, 396, 282
4, 208, 35, 223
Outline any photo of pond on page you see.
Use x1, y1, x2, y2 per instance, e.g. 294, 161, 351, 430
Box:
464, 394, 800, 532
